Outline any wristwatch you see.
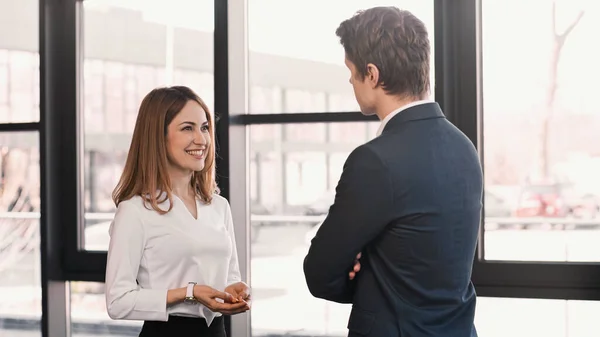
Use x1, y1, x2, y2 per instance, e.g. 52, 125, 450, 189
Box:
184, 282, 197, 303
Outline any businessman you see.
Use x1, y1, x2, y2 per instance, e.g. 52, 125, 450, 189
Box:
303, 7, 482, 337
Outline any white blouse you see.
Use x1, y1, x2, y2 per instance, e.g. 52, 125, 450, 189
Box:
104, 193, 242, 326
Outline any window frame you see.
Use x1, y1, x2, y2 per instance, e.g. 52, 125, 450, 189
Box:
36, 0, 600, 336
41, 0, 106, 283
439, 0, 600, 300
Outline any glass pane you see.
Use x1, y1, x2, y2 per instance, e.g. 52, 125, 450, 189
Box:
67, 288, 600, 337
476, 297, 600, 337
0, 132, 41, 336
0, 0, 39, 123
247, 0, 435, 114
481, 0, 600, 261
70, 281, 143, 337
81, 0, 214, 251
249, 122, 378, 335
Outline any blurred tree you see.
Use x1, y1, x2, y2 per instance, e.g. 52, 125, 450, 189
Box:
537, 1, 584, 180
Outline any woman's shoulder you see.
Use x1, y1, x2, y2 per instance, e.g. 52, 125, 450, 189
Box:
116, 195, 166, 215
117, 195, 144, 208
120, 192, 171, 208
210, 193, 229, 205
109, 196, 147, 236
114, 195, 145, 217
201, 193, 230, 213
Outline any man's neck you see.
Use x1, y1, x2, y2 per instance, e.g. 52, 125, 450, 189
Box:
375, 95, 427, 121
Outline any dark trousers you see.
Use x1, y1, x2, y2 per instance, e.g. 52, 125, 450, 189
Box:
139, 315, 226, 337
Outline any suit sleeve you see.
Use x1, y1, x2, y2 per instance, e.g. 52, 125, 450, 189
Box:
303, 145, 394, 303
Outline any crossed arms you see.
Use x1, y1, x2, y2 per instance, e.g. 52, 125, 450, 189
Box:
303, 145, 394, 303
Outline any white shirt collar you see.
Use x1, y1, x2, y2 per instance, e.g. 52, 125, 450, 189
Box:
376, 100, 433, 136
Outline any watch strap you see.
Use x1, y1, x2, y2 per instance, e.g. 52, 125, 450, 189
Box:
185, 282, 197, 302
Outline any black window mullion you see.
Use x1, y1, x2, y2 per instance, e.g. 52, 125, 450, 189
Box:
0, 122, 40, 131
233, 111, 377, 125
438, 0, 600, 300
41, 0, 106, 283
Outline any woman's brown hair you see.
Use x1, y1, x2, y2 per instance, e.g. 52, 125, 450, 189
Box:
112, 86, 219, 213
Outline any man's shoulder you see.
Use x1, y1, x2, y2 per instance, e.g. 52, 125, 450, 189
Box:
347, 143, 383, 164
343, 143, 395, 178
355, 136, 402, 165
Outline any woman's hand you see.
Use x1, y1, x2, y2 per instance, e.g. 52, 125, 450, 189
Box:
224, 281, 251, 306
193, 285, 249, 315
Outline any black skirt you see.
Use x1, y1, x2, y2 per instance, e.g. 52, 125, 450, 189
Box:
139, 315, 225, 337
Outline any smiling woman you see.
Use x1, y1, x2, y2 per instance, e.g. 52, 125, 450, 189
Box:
165, 100, 211, 174
112, 86, 217, 214
164, 99, 212, 220
105, 86, 251, 337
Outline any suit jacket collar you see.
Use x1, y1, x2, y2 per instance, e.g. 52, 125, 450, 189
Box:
380, 102, 445, 135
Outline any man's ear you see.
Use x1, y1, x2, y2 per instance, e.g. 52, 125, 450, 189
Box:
365, 63, 380, 88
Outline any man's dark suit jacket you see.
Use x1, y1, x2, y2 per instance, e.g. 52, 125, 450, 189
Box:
303, 103, 482, 337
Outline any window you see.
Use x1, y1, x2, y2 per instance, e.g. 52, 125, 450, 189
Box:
70, 282, 142, 337
248, 121, 600, 336
249, 86, 283, 114
247, 0, 435, 114
481, 0, 600, 262
0, 1, 41, 335
0, 0, 39, 123
80, 0, 215, 251
475, 298, 600, 337
0, 132, 40, 336
243, 2, 436, 335
249, 122, 378, 335
284, 124, 326, 142
459, 0, 600, 300
43, 0, 600, 334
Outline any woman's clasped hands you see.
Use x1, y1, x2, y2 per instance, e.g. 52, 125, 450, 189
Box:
193, 282, 251, 315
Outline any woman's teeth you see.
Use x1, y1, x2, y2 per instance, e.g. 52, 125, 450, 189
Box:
186, 150, 204, 157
